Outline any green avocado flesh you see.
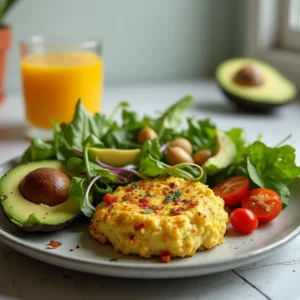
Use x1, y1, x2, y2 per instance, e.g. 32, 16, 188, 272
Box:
216, 58, 297, 105
88, 148, 141, 167
203, 130, 236, 175
0, 160, 80, 231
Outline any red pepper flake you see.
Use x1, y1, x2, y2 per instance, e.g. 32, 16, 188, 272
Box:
182, 199, 191, 204
123, 193, 133, 201
103, 194, 118, 205
170, 207, 186, 216
129, 235, 135, 240
48, 240, 62, 249
134, 223, 145, 231
185, 189, 191, 194
160, 252, 171, 263
156, 184, 161, 188
169, 183, 178, 189
173, 200, 180, 205
139, 197, 149, 203
189, 201, 198, 207
126, 187, 134, 192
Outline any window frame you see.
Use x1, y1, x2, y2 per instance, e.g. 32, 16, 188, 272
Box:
279, 0, 300, 52
246, 0, 300, 88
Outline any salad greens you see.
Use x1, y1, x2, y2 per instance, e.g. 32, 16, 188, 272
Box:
21, 96, 300, 216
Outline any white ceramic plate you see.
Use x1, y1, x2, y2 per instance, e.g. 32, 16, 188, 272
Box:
0, 158, 299, 279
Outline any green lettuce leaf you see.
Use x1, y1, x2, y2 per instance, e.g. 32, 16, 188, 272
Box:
21, 138, 56, 162
246, 141, 300, 206
184, 118, 216, 152
69, 177, 93, 217
56, 100, 109, 160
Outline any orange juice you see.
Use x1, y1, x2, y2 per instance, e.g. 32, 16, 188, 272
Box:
21, 53, 103, 129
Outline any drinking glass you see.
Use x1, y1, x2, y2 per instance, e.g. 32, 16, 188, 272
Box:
20, 36, 103, 139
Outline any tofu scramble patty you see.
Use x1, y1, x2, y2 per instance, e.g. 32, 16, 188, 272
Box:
89, 176, 228, 259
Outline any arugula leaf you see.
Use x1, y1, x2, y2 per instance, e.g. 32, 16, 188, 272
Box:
67, 156, 120, 183
226, 128, 248, 165
101, 129, 139, 149
157, 95, 194, 138
246, 141, 300, 206
69, 177, 93, 217
248, 142, 300, 186
246, 157, 264, 187
67, 157, 85, 174
184, 118, 216, 152
21, 138, 56, 162
122, 109, 144, 132
138, 140, 169, 177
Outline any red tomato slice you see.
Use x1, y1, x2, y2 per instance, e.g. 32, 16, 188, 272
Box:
213, 176, 250, 206
230, 208, 258, 234
242, 188, 282, 223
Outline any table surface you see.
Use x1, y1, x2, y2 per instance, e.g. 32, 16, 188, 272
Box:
0, 80, 299, 300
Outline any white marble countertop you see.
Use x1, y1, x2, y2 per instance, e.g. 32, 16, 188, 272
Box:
0, 80, 299, 300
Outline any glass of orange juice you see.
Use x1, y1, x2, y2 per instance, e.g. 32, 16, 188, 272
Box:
20, 36, 103, 139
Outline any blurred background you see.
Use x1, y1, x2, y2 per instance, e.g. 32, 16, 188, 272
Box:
4, 0, 246, 90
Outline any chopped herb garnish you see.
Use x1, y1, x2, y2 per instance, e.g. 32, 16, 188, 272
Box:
131, 183, 138, 188
170, 208, 176, 213
142, 209, 153, 214
163, 190, 182, 203
139, 193, 155, 197
122, 198, 127, 202
109, 258, 118, 262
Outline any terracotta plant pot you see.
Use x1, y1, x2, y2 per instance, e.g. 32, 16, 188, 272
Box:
0, 26, 11, 104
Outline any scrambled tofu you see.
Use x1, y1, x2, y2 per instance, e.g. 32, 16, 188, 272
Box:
89, 176, 228, 260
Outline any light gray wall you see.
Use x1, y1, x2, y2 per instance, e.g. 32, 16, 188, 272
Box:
4, 0, 241, 91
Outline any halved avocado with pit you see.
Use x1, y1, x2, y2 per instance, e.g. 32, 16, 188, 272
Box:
0, 160, 80, 232
216, 58, 297, 112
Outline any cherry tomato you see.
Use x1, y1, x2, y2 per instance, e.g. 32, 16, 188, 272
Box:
242, 188, 282, 223
213, 176, 250, 206
230, 208, 258, 234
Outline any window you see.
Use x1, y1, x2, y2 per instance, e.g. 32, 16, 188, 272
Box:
246, 0, 300, 87
279, 0, 300, 51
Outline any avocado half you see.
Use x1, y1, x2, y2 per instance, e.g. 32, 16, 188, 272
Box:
216, 58, 297, 112
0, 160, 81, 232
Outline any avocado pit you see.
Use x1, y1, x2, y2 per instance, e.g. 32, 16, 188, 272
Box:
234, 64, 264, 86
19, 168, 71, 206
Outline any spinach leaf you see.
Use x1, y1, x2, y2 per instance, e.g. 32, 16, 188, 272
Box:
21, 138, 56, 162
56, 100, 109, 160
184, 118, 216, 152
157, 95, 194, 138
246, 141, 300, 206
138, 140, 169, 177
226, 128, 248, 165
69, 177, 93, 217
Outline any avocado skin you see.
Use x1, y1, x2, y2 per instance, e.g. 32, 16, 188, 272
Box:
220, 88, 294, 113
0, 203, 79, 232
